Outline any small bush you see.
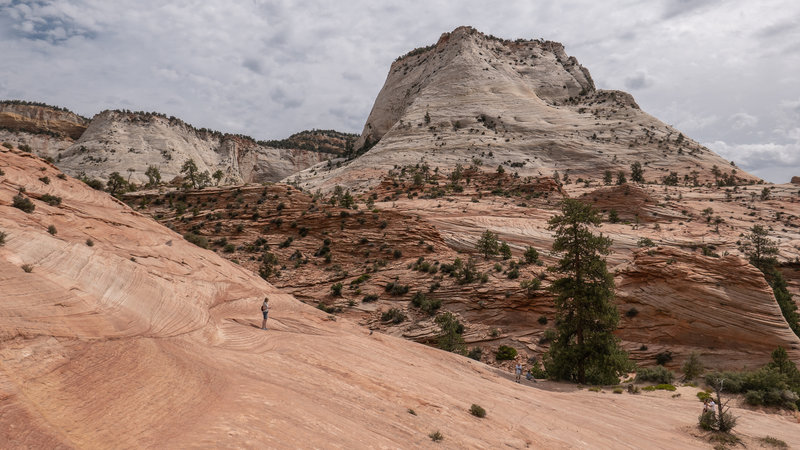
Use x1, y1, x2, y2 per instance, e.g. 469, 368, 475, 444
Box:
682, 352, 705, 381
627, 384, 640, 394
613, 387, 623, 394
223, 243, 235, 253
758, 436, 788, 448
496, 345, 517, 361
362, 294, 378, 303
381, 308, 406, 324
39, 176, 50, 184
385, 281, 409, 296
331, 282, 343, 296
467, 347, 482, 361
184, 233, 208, 249
537, 315, 548, 325
21, 264, 33, 273
469, 404, 486, 418
40, 194, 62, 206
86, 238, 94, 247
637, 237, 655, 248
0, 230, 6, 246
642, 384, 677, 391
407, 408, 417, 416
655, 350, 673, 366
12, 195, 35, 213
47, 225, 57, 235
697, 391, 712, 402
411, 292, 441, 315
636, 366, 675, 384
625, 307, 639, 318
429, 431, 443, 442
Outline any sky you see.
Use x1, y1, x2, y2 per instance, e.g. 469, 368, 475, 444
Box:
1, 0, 799, 183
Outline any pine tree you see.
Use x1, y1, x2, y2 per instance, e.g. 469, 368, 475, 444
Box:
181, 159, 198, 189
630, 162, 644, 183
476, 229, 500, 259
435, 312, 465, 354
543, 199, 631, 384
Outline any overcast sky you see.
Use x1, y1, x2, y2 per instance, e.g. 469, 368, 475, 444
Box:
1, 0, 799, 182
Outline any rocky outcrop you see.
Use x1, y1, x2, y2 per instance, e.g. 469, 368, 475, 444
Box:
290, 26, 758, 192
57, 110, 334, 184
0, 101, 89, 139
792, 176, 800, 185
615, 247, 800, 369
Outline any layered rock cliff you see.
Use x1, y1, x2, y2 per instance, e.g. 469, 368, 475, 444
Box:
0, 101, 90, 160
290, 26, 758, 192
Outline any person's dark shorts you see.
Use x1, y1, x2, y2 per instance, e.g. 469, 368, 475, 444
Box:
262, 311, 269, 319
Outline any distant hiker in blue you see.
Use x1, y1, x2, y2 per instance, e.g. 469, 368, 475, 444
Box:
261, 297, 270, 330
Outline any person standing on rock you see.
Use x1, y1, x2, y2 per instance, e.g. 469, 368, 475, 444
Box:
261, 297, 270, 330
515, 363, 522, 383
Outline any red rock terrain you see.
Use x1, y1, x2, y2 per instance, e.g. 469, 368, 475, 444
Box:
5, 143, 800, 448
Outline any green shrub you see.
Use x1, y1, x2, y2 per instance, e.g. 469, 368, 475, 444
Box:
697, 391, 712, 402
625, 307, 639, 318
86, 238, 94, 247
758, 436, 788, 448
637, 237, 655, 247
627, 384, 640, 394
411, 292, 441, 315
184, 233, 208, 249
642, 384, 676, 391
47, 225, 57, 235
381, 308, 406, 324
537, 315, 548, 325
429, 431, 443, 442
613, 387, 623, 394
636, 366, 675, 384
523, 246, 539, 264
385, 281, 409, 296
469, 404, 486, 418
362, 294, 378, 303
655, 351, 673, 366
496, 345, 517, 361
682, 352, 705, 381
41, 194, 62, 206
0, 230, 6, 246
331, 282, 343, 296
12, 195, 35, 213
223, 243, 235, 253
467, 347, 482, 361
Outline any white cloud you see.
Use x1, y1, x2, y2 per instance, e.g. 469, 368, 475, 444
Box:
706, 140, 800, 182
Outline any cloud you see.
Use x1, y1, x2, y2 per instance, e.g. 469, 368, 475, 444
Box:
729, 112, 758, 128
706, 140, 800, 182
624, 71, 653, 90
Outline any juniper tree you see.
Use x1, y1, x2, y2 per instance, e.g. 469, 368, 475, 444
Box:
145, 165, 161, 187
181, 159, 199, 189
106, 172, 127, 196
543, 199, 631, 384
630, 161, 644, 183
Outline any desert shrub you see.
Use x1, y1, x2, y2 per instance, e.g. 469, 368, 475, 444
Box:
682, 352, 705, 381
86, 238, 94, 247
627, 384, 640, 394
469, 404, 486, 418
496, 345, 517, 361
706, 365, 800, 410
758, 436, 788, 448
381, 308, 406, 324
47, 225, 57, 235
411, 292, 441, 315
429, 431, 443, 442
317, 302, 339, 314
698, 408, 736, 433
362, 294, 378, 303
184, 233, 208, 249
698, 410, 716, 431
641, 384, 676, 391
655, 350, 673, 366
12, 195, 35, 213
223, 243, 235, 253
537, 315, 548, 325
39, 176, 50, 184
636, 366, 675, 384
613, 387, 623, 394
1, 142, 11, 148
625, 307, 639, 318
435, 312, 465, 353
507, 267, 519, 279
0, 231, 6, 246
467, 347, 482, 361
637, 237, 655, 247
41, 194, 62, 206
385, 280, 409, 296
21, 264, 33, 273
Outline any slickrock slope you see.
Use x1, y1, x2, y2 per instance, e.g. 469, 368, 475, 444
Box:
290, 26, 758, 192
0, 101, 89, 159
56, 110, 342, 185
9, 147, 800, 448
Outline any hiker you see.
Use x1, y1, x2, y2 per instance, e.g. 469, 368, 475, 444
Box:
515, 363, 522, 383
525, 370, 533, 381
261, 297, 270, 330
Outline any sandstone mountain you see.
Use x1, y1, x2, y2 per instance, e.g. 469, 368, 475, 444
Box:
0, 101, 89, 160
0, 101, 355, 185
289, 26, 757, 192
3, 144, 800, 448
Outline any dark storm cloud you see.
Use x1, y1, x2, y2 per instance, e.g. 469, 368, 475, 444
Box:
1, 0, 799, 182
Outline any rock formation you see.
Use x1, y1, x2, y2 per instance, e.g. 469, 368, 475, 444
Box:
0, 101, 89, 160
289, 26, 758, 192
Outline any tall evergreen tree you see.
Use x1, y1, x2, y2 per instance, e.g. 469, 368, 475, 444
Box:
181, 159, 198, 189
543, 199, 631, 384
476, 229, 500, 259
630, 161, 644, 183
